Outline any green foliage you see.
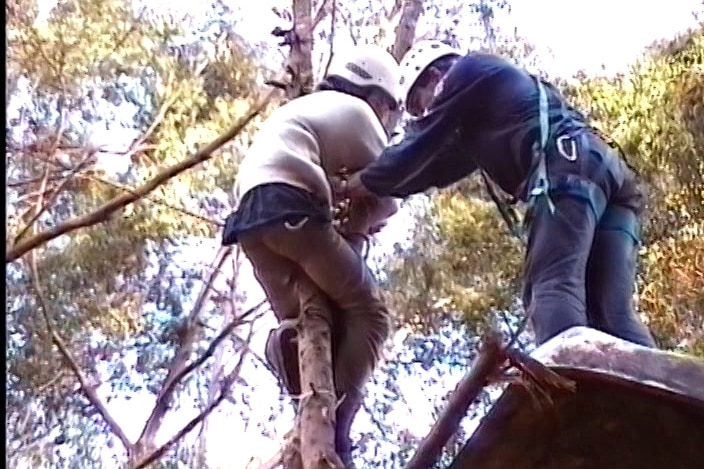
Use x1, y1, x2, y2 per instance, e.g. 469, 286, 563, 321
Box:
6, 0, 266, 465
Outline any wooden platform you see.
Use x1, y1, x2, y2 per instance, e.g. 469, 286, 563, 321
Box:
449, 327, 704, 469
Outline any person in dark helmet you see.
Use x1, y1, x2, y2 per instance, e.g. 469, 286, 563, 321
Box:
221, 44, 402, 468
337, 40, 657, 348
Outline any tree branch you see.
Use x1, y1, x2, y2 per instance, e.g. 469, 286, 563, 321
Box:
28, 253, 134, 454
20, 151, 223, 228
6, 91, 275, 264
404, 333, 504, 469
133, 320, 257, 469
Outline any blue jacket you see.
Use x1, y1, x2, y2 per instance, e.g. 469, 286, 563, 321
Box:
360, 53, 591, 200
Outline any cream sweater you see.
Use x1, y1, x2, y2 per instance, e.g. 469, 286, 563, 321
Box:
235, 90, 398, 234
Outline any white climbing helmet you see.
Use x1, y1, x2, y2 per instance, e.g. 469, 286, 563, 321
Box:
399, 40, 462, 103
326, 44, 402, 104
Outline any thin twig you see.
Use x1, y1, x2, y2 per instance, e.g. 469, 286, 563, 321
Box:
146, 299, 266, 426
6, 91, 275, 263
312, 0, 331, 29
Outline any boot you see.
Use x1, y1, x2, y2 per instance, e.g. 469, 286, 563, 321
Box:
335, 389, 363, 469
265, 319, 301, 397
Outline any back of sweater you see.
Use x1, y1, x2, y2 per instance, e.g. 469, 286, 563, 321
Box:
236, 90, 389, 209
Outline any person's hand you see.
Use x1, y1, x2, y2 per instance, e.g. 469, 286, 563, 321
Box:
336, 171, 373, 199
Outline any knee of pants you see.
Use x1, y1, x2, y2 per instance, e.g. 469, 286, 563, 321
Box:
334, 310, 390, 392
345, 305, 391, 359
527, 290, 589, 345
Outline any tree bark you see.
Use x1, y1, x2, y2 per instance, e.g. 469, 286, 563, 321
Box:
404, 334, 504, 469
297, 292, 343, 469
270, 0, 316, 100
391, 0, 424, 62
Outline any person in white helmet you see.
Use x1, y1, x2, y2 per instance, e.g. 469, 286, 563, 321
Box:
221, 44, 402, 467
398, 40, 462, 118
337, 40, 657, 349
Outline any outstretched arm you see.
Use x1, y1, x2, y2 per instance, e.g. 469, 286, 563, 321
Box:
359, 102, 468, 199
353, 55, 498, 199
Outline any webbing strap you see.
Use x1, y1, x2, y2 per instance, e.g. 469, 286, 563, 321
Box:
527, 79, 556, 215
480, 76, 555, 244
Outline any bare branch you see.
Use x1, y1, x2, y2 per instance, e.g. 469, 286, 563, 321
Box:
74, 172, 225, 227
404, 333, 504, 469
20, 152, 223, 228
133, 320, 257, 469
6, 91, 275, 264
134, 246, 235, 453
312, 0, 331, 29
28, 253, 133, 454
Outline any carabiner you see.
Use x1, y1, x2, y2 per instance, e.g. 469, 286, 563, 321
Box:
556, 134, 578, 162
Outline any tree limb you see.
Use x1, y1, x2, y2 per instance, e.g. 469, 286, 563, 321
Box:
133, 320, 257, 469
28, 253, 134, 454
134, 246, 239, 454
6, 91, 275, 264
20, 151, 223, 228
403, 333, 504, 469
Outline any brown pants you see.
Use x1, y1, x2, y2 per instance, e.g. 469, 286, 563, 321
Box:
239, 219, 390, 395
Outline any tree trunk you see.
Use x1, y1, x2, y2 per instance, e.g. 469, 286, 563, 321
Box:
271, 0, 316, 101
275, 1, 338, 467
275, 2, 426, 468
297, 294, 343, 469
391, 0, 424, 62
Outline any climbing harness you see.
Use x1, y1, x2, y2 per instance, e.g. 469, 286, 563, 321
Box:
479, 76, 555, 245
527, 77, 556, 215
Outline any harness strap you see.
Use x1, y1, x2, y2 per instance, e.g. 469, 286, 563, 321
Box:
527, 78, 556, 215
480, 76, 555, 244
